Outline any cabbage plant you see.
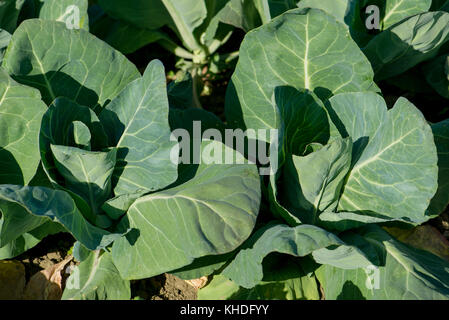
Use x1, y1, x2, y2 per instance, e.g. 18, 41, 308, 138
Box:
0, 18, 261, 299
195, 8, 449, 300
0, 2, 449, 301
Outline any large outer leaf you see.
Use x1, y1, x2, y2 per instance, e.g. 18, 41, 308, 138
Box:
225, 8, 376, 133
112, 140, 261, 280
0, 185, 122, 250
99, 60, 178, 196
328, 93, 438, 223
62, 251, 130, 300
0, 68, 46, 185
221, 223, 344, 288
363, 12, 449, 81
428, 119, 449, 216
39, 0, 89, 30
2, 19, 140, 109
316, 226, 449, 300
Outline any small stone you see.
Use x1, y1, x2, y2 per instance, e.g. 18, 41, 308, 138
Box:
0, 260, 26, 299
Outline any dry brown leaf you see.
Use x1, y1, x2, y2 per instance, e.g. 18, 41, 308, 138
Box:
23, 255, 73, 300
186, 276, 209, 290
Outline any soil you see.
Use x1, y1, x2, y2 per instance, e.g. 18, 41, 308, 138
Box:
132, 273, 198, 300
17, 233, 75, 283
3, 233, 198, 300
430, 210, 449, 240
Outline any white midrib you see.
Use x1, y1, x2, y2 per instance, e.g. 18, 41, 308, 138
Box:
0, 85, 10, 105
304, 14, 311, 90
382, 0, 404, 26
160, 0, 201, 52
351, 129, 416, 173
36, 59, 56, 101
116, 84, 150, 147
78, 154, 96, 214
26, 30, 57, 101
78, 250, 101, 294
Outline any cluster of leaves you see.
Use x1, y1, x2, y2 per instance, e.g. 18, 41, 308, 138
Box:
197, 5, 449, 300
0, 0, 261, 299
0, 0, 449, 300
